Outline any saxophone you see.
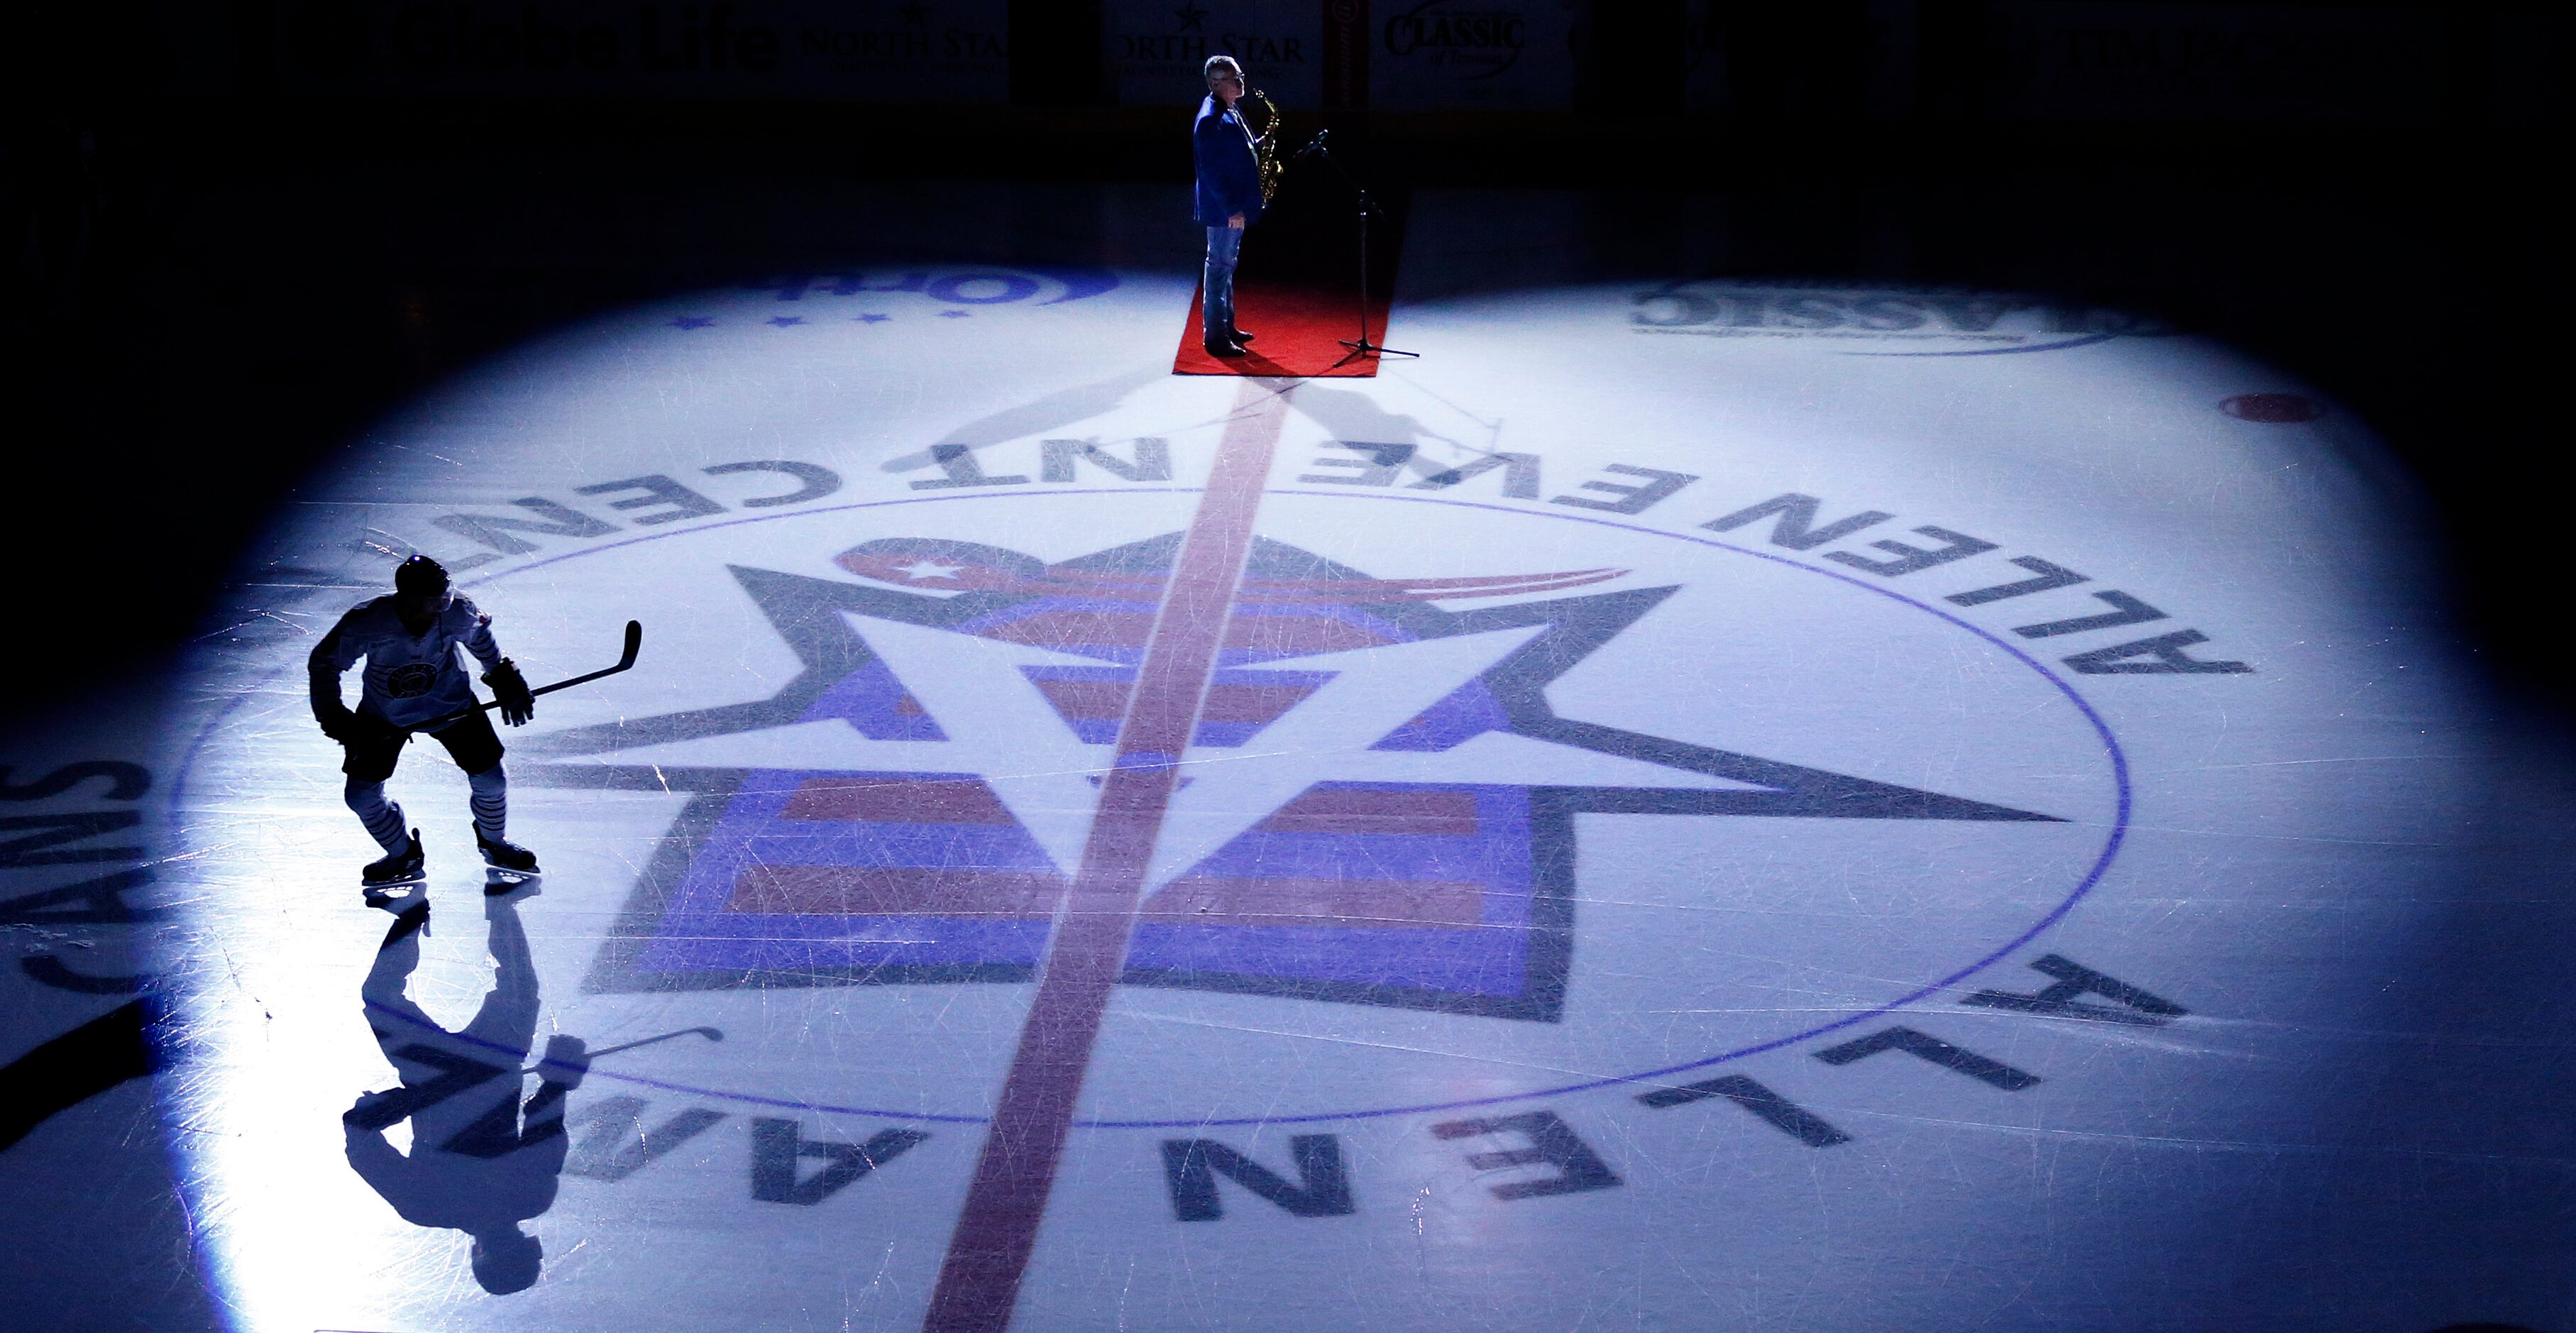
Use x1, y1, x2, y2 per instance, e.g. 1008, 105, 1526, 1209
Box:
1243, 88, 1285, 205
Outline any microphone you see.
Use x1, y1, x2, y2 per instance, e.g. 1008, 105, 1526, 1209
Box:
1296, 130, 1330, 160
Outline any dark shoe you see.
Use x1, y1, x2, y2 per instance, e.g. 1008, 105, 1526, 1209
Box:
478, 833, 540, 874
1226, 328, 1255, 344
362, 830, 425, 887
1204, 340, 1247, 358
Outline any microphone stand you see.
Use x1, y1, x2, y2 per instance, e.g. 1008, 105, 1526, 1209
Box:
1296, 133, 1416, 369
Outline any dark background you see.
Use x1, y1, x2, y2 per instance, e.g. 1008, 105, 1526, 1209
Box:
5, 1, 2567, 723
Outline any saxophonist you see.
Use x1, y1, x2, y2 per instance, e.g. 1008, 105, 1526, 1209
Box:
1194, 55, 1262, 358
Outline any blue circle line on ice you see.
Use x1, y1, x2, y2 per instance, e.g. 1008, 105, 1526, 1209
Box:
169, 484, 2131, 1129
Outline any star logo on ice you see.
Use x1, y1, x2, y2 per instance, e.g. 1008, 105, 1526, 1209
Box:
577, 597, 1771, 885
536, 533, 2053, 1014
893, 558, 967, 583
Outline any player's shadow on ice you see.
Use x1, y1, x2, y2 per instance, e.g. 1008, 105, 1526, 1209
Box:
343, 890, 587, 1295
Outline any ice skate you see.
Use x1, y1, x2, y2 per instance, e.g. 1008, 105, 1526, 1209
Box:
360, 830, 425, 889
478, 833, 540, 877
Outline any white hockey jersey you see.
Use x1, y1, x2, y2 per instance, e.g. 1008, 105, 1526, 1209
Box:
310, 595, 505, 730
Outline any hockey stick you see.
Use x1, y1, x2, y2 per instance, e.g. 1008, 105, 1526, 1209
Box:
583, 1027, 724, 1060
417, 620, 643, 732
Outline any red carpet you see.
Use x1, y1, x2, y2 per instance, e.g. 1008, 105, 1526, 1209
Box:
1172, 278, 1397, 378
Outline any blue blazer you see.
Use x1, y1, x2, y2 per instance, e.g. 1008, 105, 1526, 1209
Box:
1192, 94, 1265, 228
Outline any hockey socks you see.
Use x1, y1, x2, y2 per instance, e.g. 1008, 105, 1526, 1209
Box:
467, 766, 508, 843
345, 779, 410, 856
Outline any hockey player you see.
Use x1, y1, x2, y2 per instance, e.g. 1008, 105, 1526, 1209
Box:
312, 555, 540, 887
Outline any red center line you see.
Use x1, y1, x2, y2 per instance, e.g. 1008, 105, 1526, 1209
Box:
923, 378, 1294, 1333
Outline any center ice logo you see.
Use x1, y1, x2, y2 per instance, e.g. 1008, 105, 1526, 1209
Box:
541, 530, 2054, 1016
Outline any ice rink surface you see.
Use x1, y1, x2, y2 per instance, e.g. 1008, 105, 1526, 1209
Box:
5, 189, 2572, 1332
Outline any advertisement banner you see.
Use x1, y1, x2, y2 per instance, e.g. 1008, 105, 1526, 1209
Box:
1980, 1, 2443, 124
1106, 0, 1323, 110
275, 0, 1011, 101
1368, 0, 1583, 111
1322, 0, 1368, 109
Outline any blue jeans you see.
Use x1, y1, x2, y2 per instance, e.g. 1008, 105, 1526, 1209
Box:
1203, 224, 1243, 340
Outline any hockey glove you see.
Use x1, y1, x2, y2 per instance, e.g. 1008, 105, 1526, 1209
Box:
315, 698, 359, 743
485, 658, 536, 726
